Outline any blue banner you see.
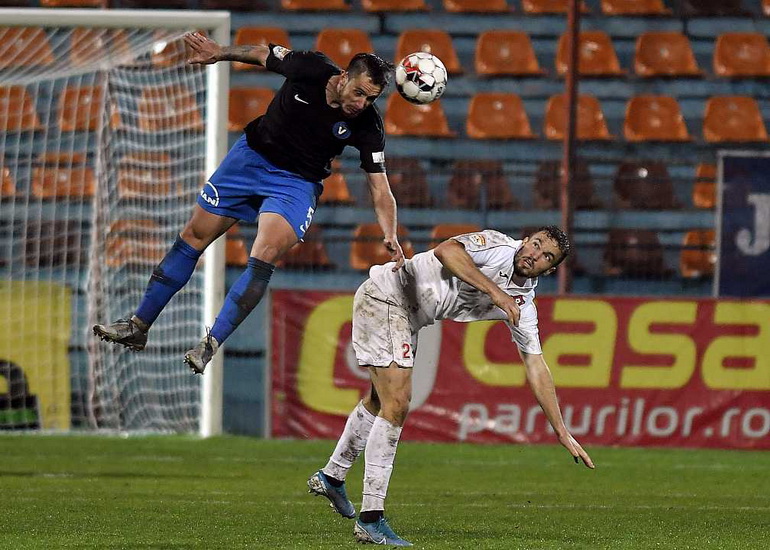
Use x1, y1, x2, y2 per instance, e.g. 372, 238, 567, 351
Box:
718, 153, 770, 297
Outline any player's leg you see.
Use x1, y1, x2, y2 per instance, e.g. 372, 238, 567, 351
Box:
93, 205, 236, 350
354, 362, 413, 547
184, 212, 299, 374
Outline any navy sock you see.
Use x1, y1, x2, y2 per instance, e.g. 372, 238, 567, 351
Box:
134, 235, 202, 327
210, 257, 274, 345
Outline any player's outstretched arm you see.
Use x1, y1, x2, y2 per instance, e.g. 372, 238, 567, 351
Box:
520, 351, 595, 469
365, 172, 405, 271
184, 31, 269, 67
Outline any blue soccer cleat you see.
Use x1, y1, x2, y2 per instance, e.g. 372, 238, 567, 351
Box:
354, 517, 413, 546
307, 470, 356, 519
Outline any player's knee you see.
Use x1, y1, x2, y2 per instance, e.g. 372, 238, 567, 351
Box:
383, 395, 410, 426
179, 225, 210, 250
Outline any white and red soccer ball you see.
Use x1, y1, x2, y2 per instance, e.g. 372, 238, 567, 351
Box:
395, 52, 448, 105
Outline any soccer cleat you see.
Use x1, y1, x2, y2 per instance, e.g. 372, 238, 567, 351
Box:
183, 330, 219, 375
93, 317, 148, 351
354, 517, 412, 546
307, 470, 356, 519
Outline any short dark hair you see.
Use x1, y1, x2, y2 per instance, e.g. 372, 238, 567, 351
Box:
534, 225, 571, 265
346, 53, 395, 89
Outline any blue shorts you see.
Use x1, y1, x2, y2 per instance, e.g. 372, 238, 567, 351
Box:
197, 135, 322, 239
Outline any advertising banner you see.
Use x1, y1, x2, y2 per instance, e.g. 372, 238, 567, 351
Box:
0, 281, 71, 430
718, 152, 770, 297
271, 291, 769, 450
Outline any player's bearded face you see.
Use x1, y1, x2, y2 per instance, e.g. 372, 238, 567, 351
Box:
338, 73, 382, 117
513, 233, 563, 278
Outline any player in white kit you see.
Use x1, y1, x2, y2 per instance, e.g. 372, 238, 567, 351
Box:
307, 226, 595, 546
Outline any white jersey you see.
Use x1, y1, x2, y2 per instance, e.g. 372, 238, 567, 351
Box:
368, 230, 542, 354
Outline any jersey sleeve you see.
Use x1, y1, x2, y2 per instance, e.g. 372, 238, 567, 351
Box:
504, 301, 542, 354
451, 230, 512, 268
264, 44, 340, 81
355, 108, 386, 173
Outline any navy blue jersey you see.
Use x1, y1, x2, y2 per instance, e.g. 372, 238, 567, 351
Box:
244, 44, 387, 183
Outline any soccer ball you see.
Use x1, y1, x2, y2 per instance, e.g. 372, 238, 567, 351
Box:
395, 52, 448, 105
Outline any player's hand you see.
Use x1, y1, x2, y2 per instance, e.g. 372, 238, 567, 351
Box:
384, 237, 405, 271
558, 431, 595, 469
492, 292, 520, 327
184, 31, 222, 65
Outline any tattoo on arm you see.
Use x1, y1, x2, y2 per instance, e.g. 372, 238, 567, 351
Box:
219, 45, 268, 66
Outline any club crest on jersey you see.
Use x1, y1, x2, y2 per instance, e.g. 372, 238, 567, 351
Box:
469, 234, 486, 247
333, 121, 351, 140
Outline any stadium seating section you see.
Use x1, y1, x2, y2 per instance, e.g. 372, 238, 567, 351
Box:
5, 0, 770, 292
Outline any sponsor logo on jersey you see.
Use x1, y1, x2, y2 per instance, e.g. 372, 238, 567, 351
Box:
514, 295, 525, 307
469, 234, 486, 247
372, 151, 385, 164
272, 45, 290, 60
333, 121, 351, 140
200, 181, 220, 207
294, 93, 309, 105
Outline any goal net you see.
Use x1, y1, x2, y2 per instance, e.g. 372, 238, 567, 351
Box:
0, 9, 229, 433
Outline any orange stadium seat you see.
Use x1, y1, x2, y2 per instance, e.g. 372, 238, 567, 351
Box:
70, 29, 132, 67
556, 31, 623, 77
105, 219, 165, 269
117, 155, 181, 201
466, 93, 536, 139
624, 96, 691, 142
429, 223, 482, 248
394, 30, 462, 74
443, 0, 508, 12
713, 33, 770, 77
280, 225, 335, 270
533, 159, 601, 210
315, 29, 373, 68
0, 27, 54, 68
1, 167, 15, 197
31, 153, 96, 199
228, 88, 274, 131
384, 95, 454, 137
601, 0, 670, 15
448, 160, 519, 210
350, 223, 414, 270
383, 157, 432, 207
475, 31, 545, 77
604, 229, 667, 278
680, 230, 715, 278
613, 161, 680, 210
58, 86, 105, 132
232, 27, 291, 71
320, 160, 355, 205
634, 32, 702, 77
703, 96, 768, 142
225, 225, 249, 267
138, 86, 203, 132
362, 0, 428, 11
0, 86, 41, 131
40, 0, 103, 7
522, 0, 589, 13
544, 94, 612, 141
692, 163, 716, 209
282, 0, 349, 9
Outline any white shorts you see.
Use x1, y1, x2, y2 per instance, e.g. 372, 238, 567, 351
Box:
352, 279, 416, 368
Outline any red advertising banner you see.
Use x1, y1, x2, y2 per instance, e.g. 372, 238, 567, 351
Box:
271, 291, 770, 449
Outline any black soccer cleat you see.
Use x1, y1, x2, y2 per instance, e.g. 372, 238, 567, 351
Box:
93, 316, 149, 351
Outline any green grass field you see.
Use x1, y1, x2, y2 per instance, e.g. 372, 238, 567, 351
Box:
1, 435, 768, 549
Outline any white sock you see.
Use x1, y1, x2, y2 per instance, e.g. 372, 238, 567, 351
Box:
322, 401, 376, 482
361, 416, 402, 512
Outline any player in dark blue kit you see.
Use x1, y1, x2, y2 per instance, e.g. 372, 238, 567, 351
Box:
94, 31, 405, 375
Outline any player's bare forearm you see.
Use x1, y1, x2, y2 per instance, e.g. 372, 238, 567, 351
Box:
366, 172, 405, 269
218, 45, 270, 66
434, 240, 507, 302
520, 351, 568, 436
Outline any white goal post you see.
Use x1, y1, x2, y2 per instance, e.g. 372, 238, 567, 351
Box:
0, 9, 229, 437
